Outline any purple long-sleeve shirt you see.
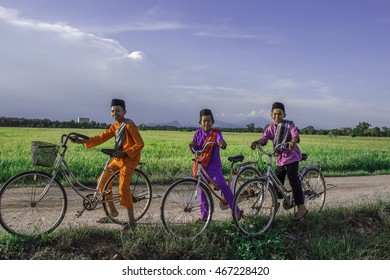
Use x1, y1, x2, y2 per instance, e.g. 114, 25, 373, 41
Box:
260, 121, 302, 166
192, 128, 224, 175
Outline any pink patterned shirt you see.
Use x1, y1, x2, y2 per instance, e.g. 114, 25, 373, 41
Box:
260, 121, 302, 166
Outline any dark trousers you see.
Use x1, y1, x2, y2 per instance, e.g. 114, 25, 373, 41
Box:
275, 161, 304, 205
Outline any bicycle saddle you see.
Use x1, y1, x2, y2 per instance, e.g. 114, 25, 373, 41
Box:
101, 149, 116, 156
227, 155, 244, 163
301, 153, 308, 161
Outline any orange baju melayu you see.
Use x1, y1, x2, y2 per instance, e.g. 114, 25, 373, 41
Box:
85, 120, 144, 208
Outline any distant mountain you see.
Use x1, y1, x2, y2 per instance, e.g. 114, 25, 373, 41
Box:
145, 118, 268, 129
146, 120, 182, 127
214, 120, 242, 128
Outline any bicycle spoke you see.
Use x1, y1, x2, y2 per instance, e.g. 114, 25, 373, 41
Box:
301, 168, 326, 211
0, 172, 67, 236
232, 179, 277, 236
102, 169, 152, 224
161, 179, 212, 239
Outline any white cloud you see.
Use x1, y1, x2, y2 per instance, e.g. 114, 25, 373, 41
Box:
127, 51, 145, 61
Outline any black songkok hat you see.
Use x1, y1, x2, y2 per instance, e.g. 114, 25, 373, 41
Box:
111, 99, 126, 110
199, 108, 215, 124
271, 102, 285, 113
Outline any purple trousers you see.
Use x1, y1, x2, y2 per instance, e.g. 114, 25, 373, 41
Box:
198, 171, 239, 219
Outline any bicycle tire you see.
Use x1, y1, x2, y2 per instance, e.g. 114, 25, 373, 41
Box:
232, 178, 278, 236
300, 167, 326, 211
0, 171, 67, 236
233, 165, 262, 193
160, 178, 213, 239
102, 168, 152, 225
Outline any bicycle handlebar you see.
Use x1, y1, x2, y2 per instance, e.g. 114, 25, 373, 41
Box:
190, 141, 217, 155
61, 132, 90, 146
256, 142, 288, 157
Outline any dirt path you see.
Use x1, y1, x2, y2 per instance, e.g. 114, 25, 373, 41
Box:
1, 175, 389, 233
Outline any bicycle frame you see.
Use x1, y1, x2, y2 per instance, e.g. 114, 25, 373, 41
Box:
33, 133, 115, 208
190, 141, 243, 204
190, 143, 225, 203
258, 143, 296, 206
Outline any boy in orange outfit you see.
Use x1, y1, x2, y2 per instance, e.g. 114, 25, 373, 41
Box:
75, 99, 144, 230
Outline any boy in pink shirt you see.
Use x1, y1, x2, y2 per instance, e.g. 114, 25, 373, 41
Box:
251, 102, 308, 221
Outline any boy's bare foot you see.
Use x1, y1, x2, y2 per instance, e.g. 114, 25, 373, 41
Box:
107, 201, 119, 217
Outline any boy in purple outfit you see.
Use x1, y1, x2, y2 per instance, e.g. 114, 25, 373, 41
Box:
189, 109, 239, 221
251, 102, 308, 221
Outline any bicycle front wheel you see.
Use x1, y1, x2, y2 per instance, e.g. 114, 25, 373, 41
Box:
160, 178, 213, 239
102, 169, 152, 225
300, 167, 326, 211
232, 178, 278, 236
0, 171, 67, 236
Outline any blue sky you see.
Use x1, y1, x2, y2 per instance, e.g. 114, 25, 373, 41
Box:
0, 0, 389, 129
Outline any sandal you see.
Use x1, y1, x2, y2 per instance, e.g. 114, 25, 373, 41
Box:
292, 209, 308, 221
96, 217, 112, 224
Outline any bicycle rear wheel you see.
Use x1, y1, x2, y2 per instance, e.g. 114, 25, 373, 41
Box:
102, 169, 152, 225
0, 171, 67, 236
232, 178, 277, 236
233, 166, 261, 193
160, 178, 213, 239
301, 167, 326, 211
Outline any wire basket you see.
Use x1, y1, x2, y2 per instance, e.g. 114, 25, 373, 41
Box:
31, 141, 60, 167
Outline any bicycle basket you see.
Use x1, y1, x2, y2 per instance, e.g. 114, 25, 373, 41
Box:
31, 141, 60, 167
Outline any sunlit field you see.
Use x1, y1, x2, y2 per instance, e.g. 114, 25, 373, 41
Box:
0, 127, 389, 185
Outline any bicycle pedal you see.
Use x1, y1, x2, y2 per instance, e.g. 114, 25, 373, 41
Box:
75, 209, 85, 218
282, 196, 294, 210
219, 201, 229, 210
304, 190, 316, 198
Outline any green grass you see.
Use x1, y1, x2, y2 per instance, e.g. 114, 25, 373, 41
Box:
0, 127, 389, 185
1, 201, 389, 260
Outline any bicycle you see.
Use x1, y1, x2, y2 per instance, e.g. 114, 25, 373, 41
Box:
160, 141, 245, 239
0, 132, 152, 236
231, 149, 263, 194
232, 143, 326, 236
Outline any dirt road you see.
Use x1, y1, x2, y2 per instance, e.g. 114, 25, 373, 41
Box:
1, 175, 389, 233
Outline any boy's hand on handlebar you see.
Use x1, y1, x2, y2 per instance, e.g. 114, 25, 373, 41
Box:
288, 136, 299, 151
251, 140, 266, 150
288, 141, 297, 151
189, 141, 196, 150
218, 141, 227, 150
250, 141, 258, 150
69, 136, 86, 144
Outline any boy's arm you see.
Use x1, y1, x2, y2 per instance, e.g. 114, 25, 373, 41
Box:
216, 130, 227, 149
189, 130, 199, 153
288, 122, 300, 151
123, 123, 144, 158
85, 125, 115, 148
251, 126, 272, 149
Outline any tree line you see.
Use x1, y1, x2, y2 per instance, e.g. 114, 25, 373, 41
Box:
244, 121, 389, 137
0, 117, 108, 129
0, 117, 388, 137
